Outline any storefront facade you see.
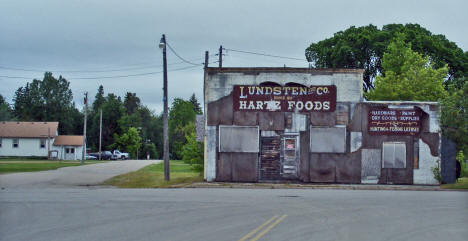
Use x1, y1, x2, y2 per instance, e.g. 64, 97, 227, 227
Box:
203, 67, 440, 185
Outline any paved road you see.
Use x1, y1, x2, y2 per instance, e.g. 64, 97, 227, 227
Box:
1, 188, 466, 241
0, 160, 161, 188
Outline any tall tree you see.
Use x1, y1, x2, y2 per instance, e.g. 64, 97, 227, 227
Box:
92, 85, 105, 111
189, 93, 202, 114
101, 93, 124, 149
12, 72, 82, 134
110, 127, 142, 158
366, 35, 448, 101
441, 82, 468, 155
123, 92, 141, 115
305, 24, 468, 91
169, 98, 197, 159
0, 94, 13, 121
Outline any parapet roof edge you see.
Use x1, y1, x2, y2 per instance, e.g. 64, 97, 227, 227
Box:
205, 67, 364, 74
364, 100, 439, 105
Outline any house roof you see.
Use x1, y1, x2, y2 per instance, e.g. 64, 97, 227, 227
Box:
53, 135, 83, 146
0, 121, 59, 138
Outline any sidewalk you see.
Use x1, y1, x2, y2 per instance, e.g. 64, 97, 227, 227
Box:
181, 182, 465, 191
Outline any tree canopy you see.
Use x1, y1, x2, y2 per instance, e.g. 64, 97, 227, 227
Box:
441, 82, 468, 155
12, 72, 82, 134
0, 95, 13, 121
169, 98, 197, 159
305, 24, 468, 91
366, 35, 448, 101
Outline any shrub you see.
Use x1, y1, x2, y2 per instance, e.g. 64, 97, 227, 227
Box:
456, 151, 466, 178
431, 160, 442, 184
181, 131, 204, 173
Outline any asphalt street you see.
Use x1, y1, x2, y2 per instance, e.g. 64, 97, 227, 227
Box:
0, 160, 161, 188
1, 188, 467, 241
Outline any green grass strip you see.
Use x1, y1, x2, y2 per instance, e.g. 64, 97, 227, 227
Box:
103, 160, 203, 188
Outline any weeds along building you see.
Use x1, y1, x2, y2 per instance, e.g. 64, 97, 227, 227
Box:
203, 67, 446, 185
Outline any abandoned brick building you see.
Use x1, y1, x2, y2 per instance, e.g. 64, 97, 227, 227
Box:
203, 67, 444, 185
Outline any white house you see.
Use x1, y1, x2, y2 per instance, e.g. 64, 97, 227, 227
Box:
0, 121, 84, 160
0, 121, 58, 158
52, 135, 84, 160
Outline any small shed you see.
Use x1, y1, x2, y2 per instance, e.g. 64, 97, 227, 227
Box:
53, 135, 84, 160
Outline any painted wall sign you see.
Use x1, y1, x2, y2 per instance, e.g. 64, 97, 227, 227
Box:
368, 108, 421, 135
233, 85, 336, 112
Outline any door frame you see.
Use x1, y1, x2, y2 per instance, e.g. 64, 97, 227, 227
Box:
280, 133, 300, 179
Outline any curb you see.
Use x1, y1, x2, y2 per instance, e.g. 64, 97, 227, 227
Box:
177, 182, 466, 191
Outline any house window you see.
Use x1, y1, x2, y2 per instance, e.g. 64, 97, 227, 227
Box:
12, 139, 19, 148
71, 148, 75, 153
0, 138, 2, 148
382, 142, 406, 168
40, 139, 46, 148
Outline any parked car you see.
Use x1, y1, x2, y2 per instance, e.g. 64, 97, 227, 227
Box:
89, 151, 117, 160
113, 150, 129, 160
85, 155, 97, 160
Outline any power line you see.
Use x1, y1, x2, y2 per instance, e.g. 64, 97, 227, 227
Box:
223, 48, 306, 61
166, 43, 202, 66
0, 64, 202, 80
0, 58, 206, 73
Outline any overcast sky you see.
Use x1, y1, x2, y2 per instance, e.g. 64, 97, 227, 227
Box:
1, 0, 467, 114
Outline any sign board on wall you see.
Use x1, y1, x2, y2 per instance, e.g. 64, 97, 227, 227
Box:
368, 108, 421, 135
233, 85, 336, 112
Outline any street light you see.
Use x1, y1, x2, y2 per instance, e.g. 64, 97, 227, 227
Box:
159, 34, 170, 181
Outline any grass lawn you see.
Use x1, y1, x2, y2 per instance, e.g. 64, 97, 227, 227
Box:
441, 177, 468, 190
103, 160, 203, 188
0, 158, 103, 174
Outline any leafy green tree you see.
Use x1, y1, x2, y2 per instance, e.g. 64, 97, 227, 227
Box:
169, 98, 197, 159
305, 24, 468, 90
189, 93, 202, 114
101, 93, 124, 149
441, 82, 468, 155
87, 85, 106, 151
12, 72, 83, 134
141, 142, 157, 159
366, 35, 448, 101
110, 127, 142, 158
0, 95, 13, 121
181, 130, 204, 173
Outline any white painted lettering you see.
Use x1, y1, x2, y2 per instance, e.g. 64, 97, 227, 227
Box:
305, 101, 313, 110
288, 101, 295, 110
323, 101, 330, 110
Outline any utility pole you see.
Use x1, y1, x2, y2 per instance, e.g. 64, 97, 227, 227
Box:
159, 34, 170, 181
219, 45, 223, 68
82, 92, 88, 164
205, 51, 209, 69
99, 109, 102, 160
47, 127, 50, 160
203, 51, 209, 180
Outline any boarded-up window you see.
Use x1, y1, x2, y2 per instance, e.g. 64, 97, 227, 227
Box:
310, 127, 346, 153
382, 142, 406, 168
219, 126, 259, 152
